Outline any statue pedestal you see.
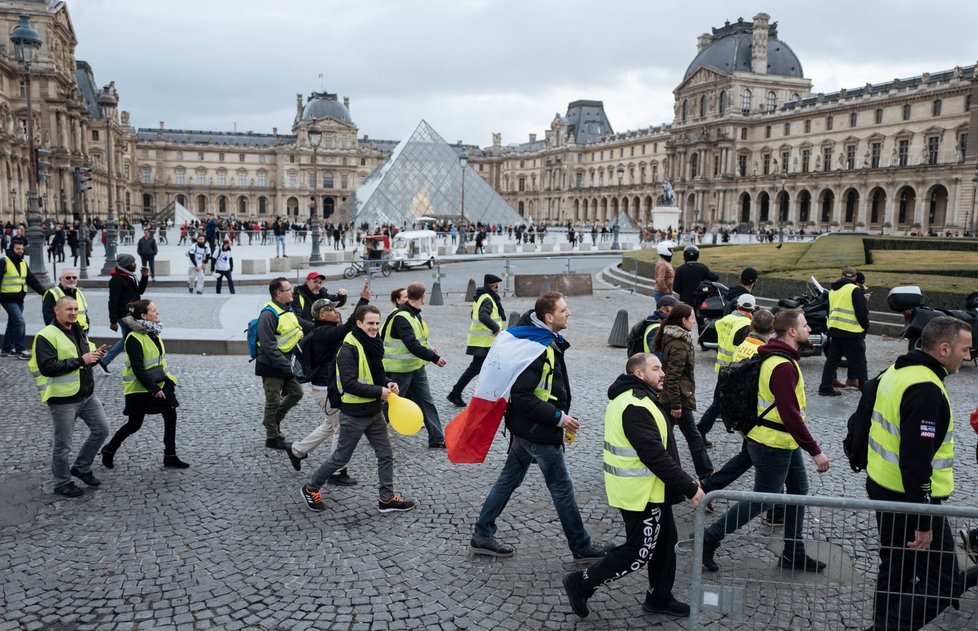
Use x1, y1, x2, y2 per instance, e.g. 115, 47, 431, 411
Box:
651, 206, 681, 232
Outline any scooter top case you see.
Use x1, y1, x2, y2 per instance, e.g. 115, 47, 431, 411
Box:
888, 286, 923, 312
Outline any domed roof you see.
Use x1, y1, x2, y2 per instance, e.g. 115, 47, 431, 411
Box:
301, 94, 352, 124
684, 22, 802, 81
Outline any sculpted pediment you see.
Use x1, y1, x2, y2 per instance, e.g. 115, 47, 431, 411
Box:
675, 66, 725, 92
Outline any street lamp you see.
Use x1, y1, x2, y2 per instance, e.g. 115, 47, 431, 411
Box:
97, 82, 119, 275
307, 125, 323, 265
613, 162, 624, 250
970, 167, 978, 237
456, 148, 468, 255
778, 172, 787, 244
11, 13, 50, 286
9, 188, 16, 227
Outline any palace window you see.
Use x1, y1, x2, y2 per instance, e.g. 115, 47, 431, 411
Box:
781, 152, 790, 172
682, 99, 688, 122
740, 127, 748, 140
175, 169, 185, 185
140, 168, 151, 184
323, 172, 334, 188
766, 91, 776, 112
822, 147, 832, 172
719, 91, 726, 114
846, 144, 856, 170
219, 153, 225, 162
765, 125, 772, 139
898, 139, 909, 166
902, 104, 911, 121
871, 142, 882, 168
690, 153, 699, 178
932, 99, 942, 116
967, 94, 972, 111
238, 172, 247, 187
257, 171, 267, 187
217, 172, 226, 186
196, 170, 206, 185
699, 95, 706, 118
801, 149, 810, 173
762, 153, 771, 175
927, 136, 940, 165
741, 89, 752, 113
288, 172, 297, 188
737, 154, 748, 177
959, 134, 969, 159
92, 130, 99, 141
804, 119, 811, 134
518, 177, 525, 192
198, 152, 205, 160
341, 174, 349, 189
875, 109, 883, 124
784, 122, 791, 136
850, 112, 858, 128
239, 154, 246, 162
826, 115, 834, 131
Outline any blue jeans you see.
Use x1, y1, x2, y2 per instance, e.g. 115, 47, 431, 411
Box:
275, 235, 286, 257
1, 300, 26, 352
474, 435, 592, 555
49, 395, 109, 488
389, 367, 443, 444
102, 319, 131, 367
704, 442, 808, 557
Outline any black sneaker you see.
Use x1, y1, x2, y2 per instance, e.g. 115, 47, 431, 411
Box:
959, 528, 978, 565
562, 571, 590, 619
446, 392, 466, 408
378, 494, 415, 513
702, 539, 720, 572
54, 482, 85, 497
327, 471, 358, 486
70, 466, 101, 487
100, 448, 115, 469
265, 436, 288, 450
642, 596, 691, 617
428, 441, 446, 449
818, 387, 842, 397
163, 455, 190, 469
0, 351, 11, 357
572, 542, 615, 564
469, 536, 515, 558
16, 351, 30, 360
286, 445, 305, 472
778, 552, 826, 573
300, 485, 325, 512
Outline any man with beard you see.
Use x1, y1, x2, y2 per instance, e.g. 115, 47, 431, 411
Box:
0, 238, 46, 359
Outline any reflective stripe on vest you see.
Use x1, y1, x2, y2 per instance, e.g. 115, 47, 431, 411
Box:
746, 355, 806, 450
827, 284, 865, 333
1, 257, 27, 294
122, 331, 177, 395
382, 309, 430, 373
532, 346, 556, 402
28, 325, 94, 403
714, 313, 750, 372
466, 293, 502, 348
867, 364, 954, 496
47, 286, 89, 332
264, 301, 303, 353
642, 322, 661, 354
603, 390, 668, 510
336, 332, 376, 404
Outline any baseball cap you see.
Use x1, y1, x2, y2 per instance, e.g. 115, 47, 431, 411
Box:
841, 267, 858, 279
736, 294, 757, 311
311, 298, 339, 318
306, 272, 326, 281
740, 267, 759, 284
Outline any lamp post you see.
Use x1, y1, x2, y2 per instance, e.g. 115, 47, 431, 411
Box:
11, 13, 50, 286
612, 162, 624, 250
9, 188, 15, 227
97, 82, 119, 275
456, 148, 468, 255
307, 125, 323, 265
970, 167, 978, 238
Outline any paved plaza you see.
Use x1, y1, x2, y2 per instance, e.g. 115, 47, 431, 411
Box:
1, 260, 977, 630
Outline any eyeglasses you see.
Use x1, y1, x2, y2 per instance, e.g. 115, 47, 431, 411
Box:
63, 276, 78, 280
277, 287, 293, 293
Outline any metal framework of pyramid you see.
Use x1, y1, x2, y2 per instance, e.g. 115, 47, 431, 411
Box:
341, 120, 523, 227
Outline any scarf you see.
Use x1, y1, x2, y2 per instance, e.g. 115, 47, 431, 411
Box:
115, 263, 136, 278
350, 325, 387, 386
138, 319, 163, 336
485, 287, 506, 321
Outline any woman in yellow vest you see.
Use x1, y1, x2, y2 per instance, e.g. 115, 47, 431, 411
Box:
101, 300, 189, 469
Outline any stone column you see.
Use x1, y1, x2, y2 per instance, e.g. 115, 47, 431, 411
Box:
884, 195, 897, 234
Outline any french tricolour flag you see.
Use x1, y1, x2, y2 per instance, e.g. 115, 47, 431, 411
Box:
445, 325, 555, 464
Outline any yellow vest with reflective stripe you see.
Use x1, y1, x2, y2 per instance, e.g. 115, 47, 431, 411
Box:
603, 389, 668, 510
1, 257, 27, 294
531, 346, 556, 402
867, 364, 954, 497
827, 284, 865, 333
746, 355, 806, 450
714, 312, 750, 372
123, 331, 177, 395
28, 325, 94, 403
733, 336, 764, 362
336, 332, 377, 404
46, 286, 89, 332
263, 301, 303, 353
642, 322, 661, 354
383, 309, 429, 373
466, 293, 502, 348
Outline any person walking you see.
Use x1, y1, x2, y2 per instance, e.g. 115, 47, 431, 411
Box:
299, 304, 415, 513
101, 300, 189, 470
469, 292, 612, 563
273, 218, 287, 257
671, 245, 718, 332
213, 239, 235, 294
204, 214, 218, 271
255, 277, 304, 450
136, 228, 158, 281
652, 303, 713, 479
653, 243, 674, 302
447, 274, 505, 408
381, 281, 447, 448
42, 268, 90, 334
632, 295, 678, 356
186, 234, 210, 294
29, 295, 109, 497
292, 271, 347, 327
563, 353, 704, 619
819, 266, 870, 396
101, 254, 149, 370
1, 238, 47, 359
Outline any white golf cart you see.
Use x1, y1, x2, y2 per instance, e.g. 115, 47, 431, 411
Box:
390, 230, 438, 270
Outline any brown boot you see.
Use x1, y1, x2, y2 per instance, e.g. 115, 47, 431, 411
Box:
845, 380, 861, 389
831, 380, 847, 389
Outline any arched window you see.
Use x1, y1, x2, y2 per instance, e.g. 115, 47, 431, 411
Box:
766, 91, 777, 112
718, 91, 726, 114
789, 93, 800, 103
218, 195, 227, 214
258, 196, 268, 215
741, 89, 752, 113
699, 95, 707, 118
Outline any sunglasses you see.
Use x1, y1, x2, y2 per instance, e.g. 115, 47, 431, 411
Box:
63, 276, 78, 280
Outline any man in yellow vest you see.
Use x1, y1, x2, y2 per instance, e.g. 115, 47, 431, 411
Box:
447, 273, 505, 408
29, 296, 110, 497
1, 238, 47, 359
698, 308, 830, 573
42, 268, 90, 333
381, 281, 447, 448
563, 353, 704, 619
866, 316, 977, 630
255, 277, 305, 450
819, 266, 869, 396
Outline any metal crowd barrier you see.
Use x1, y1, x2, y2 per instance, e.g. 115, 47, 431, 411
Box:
684, 490, 978, 630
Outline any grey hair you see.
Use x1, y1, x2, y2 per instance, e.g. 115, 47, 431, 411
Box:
921, 316, 971, 351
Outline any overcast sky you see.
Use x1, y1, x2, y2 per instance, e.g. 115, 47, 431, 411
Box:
68, 0, 978, 147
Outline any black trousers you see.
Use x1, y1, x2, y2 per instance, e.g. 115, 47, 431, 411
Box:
580, 503, 677, 602
820, 334, 868, 389
450, 353, 486, 396
105, 408, 178, 455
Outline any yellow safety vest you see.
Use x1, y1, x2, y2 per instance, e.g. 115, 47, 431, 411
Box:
263, 301, 303, 353
122, 331, 177, 395
1, 257, 27, 294
827, 284, 865, 334
466, 293, 503, 348
531, 346, 556, 402
603, 389, 669, 510
336, 332, 376, 404
732, 336, 764, 362
867, 364, 954, 497
46, 286, 89, 332
714, 312, 750, 372
28, 325, 94, 403
642, 322, 661, 354
383, 309, 430, 373
746, 355, 806, 450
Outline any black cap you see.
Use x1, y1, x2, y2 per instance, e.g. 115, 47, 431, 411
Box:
484, 274, 502, 285
741, 267, 759, 284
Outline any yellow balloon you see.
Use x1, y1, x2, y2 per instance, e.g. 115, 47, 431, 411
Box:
387, 392, 423, 436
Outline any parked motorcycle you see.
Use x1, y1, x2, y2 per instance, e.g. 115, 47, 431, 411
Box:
772, 276, 829, 358
888, 286, 978, 362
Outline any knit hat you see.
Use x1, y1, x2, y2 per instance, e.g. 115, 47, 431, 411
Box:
484, 274, 502, 285
655, 295, 679, 309
116, 253, 136, 267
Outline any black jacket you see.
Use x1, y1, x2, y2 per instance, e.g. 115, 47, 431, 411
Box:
609, 374, 699, 504
828, 277, 870, 338
121, 316, 178, 415
304, 298, 368, 388
336, 340, 386, 417
465, 286, 506, 356
107, 269, 149, 324
34, 321, 94, 404
673, 262, 718, 307
0, 252, 46, 303
723, 285, 750, 315
384, 304, 440, 364
292, 283, 347, 329
137, 236, 158, 258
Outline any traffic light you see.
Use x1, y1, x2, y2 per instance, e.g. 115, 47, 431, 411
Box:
35, 147, 51, 183
75, 166, 92, 193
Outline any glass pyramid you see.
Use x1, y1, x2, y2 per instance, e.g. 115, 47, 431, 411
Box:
342, 120, 523, 227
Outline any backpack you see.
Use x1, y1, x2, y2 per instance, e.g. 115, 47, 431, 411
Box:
291, 335, 313, 384
246, 306, 279, 361
626, 319, 656, 357
843, 371, 885, 473
716, 350, 795, 434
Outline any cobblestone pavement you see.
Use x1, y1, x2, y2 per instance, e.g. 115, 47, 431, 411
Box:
1, 281, 977, 630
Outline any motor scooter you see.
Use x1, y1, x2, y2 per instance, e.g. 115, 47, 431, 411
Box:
772, 276, 829, 358
888, 286, 978, 362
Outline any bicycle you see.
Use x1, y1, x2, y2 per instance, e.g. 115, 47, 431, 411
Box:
343, 248, 392, 279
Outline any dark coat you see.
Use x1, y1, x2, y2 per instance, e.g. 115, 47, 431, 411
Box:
465, 286, 506, 356
121, 316, 178, 416
107, 269, 148, 324
658, 325, 696, 410
33, 321, 94, 404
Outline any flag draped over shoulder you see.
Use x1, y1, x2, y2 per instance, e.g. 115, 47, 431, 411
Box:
445, 325, 554, 463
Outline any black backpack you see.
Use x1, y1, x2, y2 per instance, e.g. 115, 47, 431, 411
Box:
717, 350, 795, 434
843, 371, 886, 473
626, 319, 657, 357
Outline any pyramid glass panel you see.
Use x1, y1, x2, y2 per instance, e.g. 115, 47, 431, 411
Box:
342, 120, 523, 227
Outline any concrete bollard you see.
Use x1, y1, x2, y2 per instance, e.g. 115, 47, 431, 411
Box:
508, 311, 521, 328
539, 277, 551, 294
607, 309, 629, 348
464, 278, 477, 302
429, 281, 444, 306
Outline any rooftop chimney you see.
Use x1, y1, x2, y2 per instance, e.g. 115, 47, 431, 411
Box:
751, 13, 770, 75
529, 133, 537, 143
